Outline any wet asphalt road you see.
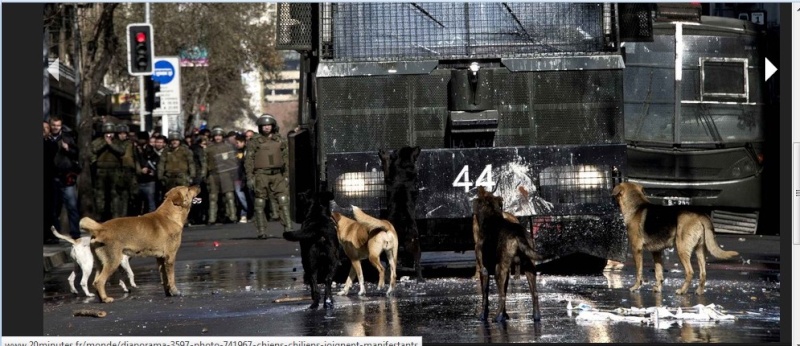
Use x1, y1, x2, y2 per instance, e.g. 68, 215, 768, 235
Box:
43, 223, 780, 342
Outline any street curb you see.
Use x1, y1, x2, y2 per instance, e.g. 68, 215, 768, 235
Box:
43, 246, 72, 273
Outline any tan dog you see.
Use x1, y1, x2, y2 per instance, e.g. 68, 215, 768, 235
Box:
612, 182, 739, 295
332, 207, 398, 296
81, 185, 201, 303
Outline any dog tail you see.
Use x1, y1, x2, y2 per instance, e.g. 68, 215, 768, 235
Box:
79, 217, 103, 237
50, 226, 78, 245
703, 219, 739, 260
352, 206, 388, 231
517, 237, 543, 262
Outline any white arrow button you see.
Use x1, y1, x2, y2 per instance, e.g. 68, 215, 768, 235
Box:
765, 58, 777, 81
48, 58, 60, 81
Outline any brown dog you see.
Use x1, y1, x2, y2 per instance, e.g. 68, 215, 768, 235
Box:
472, 212, 519, 278
473, 186, 542, 322
332, 207, 398, 296
81, 185, 201, 303
611, 182, 739, 295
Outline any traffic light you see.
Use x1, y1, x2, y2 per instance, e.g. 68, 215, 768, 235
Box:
142, 77, 160, 131
127, 23, 154, 75
145, 77, 161, 112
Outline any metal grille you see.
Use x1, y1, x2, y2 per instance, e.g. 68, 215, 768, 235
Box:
276, 3, 313, 51
538, 165, 614, 205
531, 70, 623, 145
316, 69, 624, 156
322, 3, 615, 62
332, 170, 386, 212
617, 3, 653, 42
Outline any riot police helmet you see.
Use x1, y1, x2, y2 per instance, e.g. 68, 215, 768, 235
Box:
116, 124, 129, 133
168, 131, 182, 141
102, 122, 116, 134
256, 114, 278, 134
256, 114, 277, 127
211, 126, 225, 136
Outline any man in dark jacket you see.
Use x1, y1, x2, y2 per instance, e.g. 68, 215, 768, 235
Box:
44, 116, 82, 239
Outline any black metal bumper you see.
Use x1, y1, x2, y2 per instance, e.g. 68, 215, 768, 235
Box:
325, 144, 628, 260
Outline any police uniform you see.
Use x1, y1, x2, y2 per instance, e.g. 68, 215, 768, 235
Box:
116, 124, 137, 216
91, 122, 127, 219
157, 132, 196, 192
205, 127, 238, 224
245, 114, 292, 238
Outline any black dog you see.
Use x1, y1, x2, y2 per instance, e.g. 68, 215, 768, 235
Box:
379, 146, 424, 282
473, 186, 541, 323
283, 190, 340, 309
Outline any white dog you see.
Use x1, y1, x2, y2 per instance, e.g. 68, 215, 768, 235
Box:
51, 226, 137, 296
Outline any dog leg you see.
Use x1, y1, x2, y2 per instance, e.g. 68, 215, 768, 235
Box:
337, 266, 356, 296
675, 247, 694, 295
78, 266, 95, 297
369, 254, 385, 291
353, 261, 366, 296
652, 251, 664, 293
524, 270, 541, 322
68, 270, 79, 295
694, 245, 707, 295
309, 271, 321, 310
479, 267, 490, 321
386, 249, 397, 296
323, 277, 335, 309
120, 256, 137, 288
629, 247, 644, 292
93, 253, 122, 303
412, 241, 425, 283
157, 257, 169, 288
162, 255, 181, 297
494, 262, 511, 323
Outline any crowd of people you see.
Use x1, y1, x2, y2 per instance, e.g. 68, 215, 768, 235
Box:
43, 114, 293, 244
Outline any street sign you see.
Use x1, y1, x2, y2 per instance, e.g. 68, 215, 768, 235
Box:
152, 57, 182, 116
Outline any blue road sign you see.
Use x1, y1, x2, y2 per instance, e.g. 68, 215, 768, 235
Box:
152, 60, 175, 84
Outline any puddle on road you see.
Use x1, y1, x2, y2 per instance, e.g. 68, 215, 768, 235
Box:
44, 258, 780, 342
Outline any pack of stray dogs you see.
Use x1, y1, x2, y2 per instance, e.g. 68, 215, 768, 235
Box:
55, 148, 742, 324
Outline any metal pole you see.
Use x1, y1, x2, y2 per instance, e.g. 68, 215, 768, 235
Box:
139, 3, 150, 132
73, 4, 82, 128
43, 14, 51, 122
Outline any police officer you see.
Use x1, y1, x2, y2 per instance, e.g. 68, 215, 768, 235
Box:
157, 131, 196, 193
91, 122, 126, 220
205, 126, 238, 224
116, 124, 137, 216
245, 114, 292, 239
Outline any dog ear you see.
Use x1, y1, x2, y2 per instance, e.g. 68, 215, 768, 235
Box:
494, 196, 504, 210
611, 184, 623, 197
411, 146, 421, 162
379, 149, 390, 162
168, 189, 183, 206
331, 212, 341, 222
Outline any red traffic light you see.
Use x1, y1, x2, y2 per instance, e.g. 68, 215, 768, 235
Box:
136, 32, 147, 43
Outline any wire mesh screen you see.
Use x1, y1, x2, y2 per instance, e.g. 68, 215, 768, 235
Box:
316, 69, 624, 158
276, 3, 313, 51
617, 3, 654, 42
538, 165, 614, 204
321, 3, 615, 62
331, 170, 386, 213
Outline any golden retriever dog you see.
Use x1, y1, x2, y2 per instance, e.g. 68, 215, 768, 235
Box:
612, 182, 739, 295
80, 185, 201, 303
332, 207, 398, 296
